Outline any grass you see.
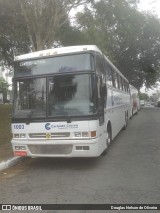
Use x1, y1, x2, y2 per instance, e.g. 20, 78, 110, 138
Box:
0, 104, 12, 145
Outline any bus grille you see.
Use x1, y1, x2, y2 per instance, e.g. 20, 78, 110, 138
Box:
28, 145, 73, 155
29, 132, 70, 139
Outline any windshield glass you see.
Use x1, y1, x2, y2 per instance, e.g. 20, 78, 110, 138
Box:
14, 53, 93, 78
13, 78, 47, 118
13, 74, 97, 119
48, 74, 96, 116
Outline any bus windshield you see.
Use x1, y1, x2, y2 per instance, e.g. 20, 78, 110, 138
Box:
13, 74, 97, 119
14, 53, 93, 77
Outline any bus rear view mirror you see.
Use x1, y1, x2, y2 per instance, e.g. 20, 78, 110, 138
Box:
98, 98, 104, 114
100, 84, 107, 98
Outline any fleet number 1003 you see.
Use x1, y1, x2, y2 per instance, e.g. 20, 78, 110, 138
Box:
13, 124, 25, 129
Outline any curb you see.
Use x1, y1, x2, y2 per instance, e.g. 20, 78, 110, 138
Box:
0, 156, 22, 172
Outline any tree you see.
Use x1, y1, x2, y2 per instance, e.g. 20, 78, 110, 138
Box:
18, 0, 88, 51
76, 0, 160, 89
0, 0, 88, 66
139, 92, 149, 101
0, 0, 30, 66
0, 77, 9, 102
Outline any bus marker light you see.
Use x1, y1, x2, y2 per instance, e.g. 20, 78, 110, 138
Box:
82, 132, 89, 137
74, 132, 81, 137
91, 131, 96, 137
14, 151, 27, 156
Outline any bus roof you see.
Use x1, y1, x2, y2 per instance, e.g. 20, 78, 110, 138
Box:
14, 45, 102, 61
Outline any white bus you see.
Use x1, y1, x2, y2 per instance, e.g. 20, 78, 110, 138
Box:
11, 45, 131, 157
129, 84, 140, 116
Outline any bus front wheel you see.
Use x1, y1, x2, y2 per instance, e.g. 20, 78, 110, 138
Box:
102, 125, 112, 156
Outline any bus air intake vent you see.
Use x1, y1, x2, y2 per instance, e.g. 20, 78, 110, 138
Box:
28, 145, 73, 155
29, 132, 70, 139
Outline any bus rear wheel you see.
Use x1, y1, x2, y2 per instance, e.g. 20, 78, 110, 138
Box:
123, 111, 128, 130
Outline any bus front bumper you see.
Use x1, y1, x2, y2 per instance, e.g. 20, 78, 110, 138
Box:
11, 137, 103, 158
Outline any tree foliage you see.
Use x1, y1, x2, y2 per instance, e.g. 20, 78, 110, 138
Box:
18, 0, 88, 51
0, 0, 30, 65
0, 0, 160, 89
0, 77, 9, 101
76, 0, 160, 89
139, 92, 150, 101
0, 0, 87, 65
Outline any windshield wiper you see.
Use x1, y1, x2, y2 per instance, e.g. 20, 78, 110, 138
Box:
64, 113, 72, 123
26, 97, 42, 124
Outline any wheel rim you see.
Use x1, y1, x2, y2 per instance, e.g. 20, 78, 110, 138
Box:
107, 130, 111, 146
125, 113, 128, 126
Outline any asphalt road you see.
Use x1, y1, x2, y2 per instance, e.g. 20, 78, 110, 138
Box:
0, 107, 160, 212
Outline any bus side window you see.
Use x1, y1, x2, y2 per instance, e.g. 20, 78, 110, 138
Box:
126, 83, 129, 92
105, 64, 112, 86
119, 76, 123, 90
111, 69, 116, 88
119, 76, 123, 91
124, 80, 127, 92
123, 78, 125, 91
112, 70, 119, 89
91, 54, 95, 70
115, 73, 118, 89
95, 54, 104, 74
116, 73, 120, 90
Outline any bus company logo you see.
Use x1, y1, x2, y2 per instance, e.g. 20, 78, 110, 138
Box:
45, 123, 51, 130
45, 123, 78, 130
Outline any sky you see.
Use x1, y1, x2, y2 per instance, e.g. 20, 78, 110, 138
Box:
139, 0, 160, 17
71, 0, 160, 18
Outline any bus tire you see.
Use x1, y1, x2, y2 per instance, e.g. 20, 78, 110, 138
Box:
107, 125, 112, 146
123, 111, 128, 130
101, 124, 112, 156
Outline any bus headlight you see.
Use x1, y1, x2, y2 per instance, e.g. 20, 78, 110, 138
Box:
13, 134, 19, 138
82, 132, 90, 137
13, 134, 26, 138
74, 131, 96, 138
15, 146, 26, 150
20, 134, 26, 138
74, 132, 81, 137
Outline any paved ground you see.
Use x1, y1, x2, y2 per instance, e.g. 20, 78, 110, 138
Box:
0, 107, 160, 213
